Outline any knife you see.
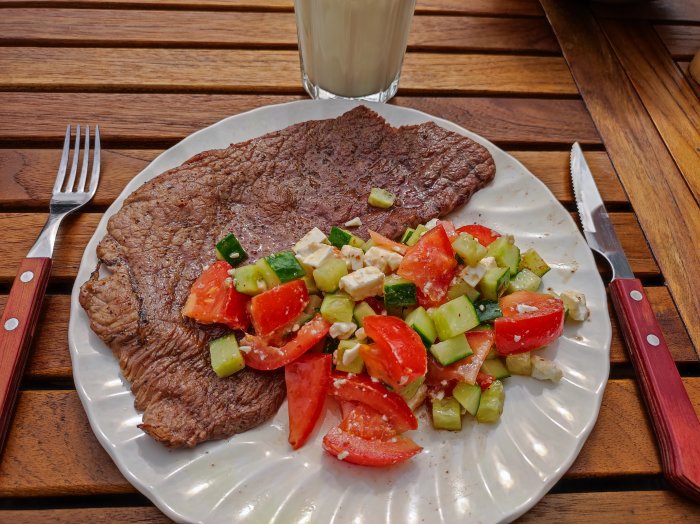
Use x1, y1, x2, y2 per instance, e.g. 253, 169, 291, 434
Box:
571, 142, 700, 501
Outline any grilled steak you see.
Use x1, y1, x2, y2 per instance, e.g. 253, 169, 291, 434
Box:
79, 105, 496, 448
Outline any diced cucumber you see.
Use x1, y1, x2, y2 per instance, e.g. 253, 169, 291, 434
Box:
405, 224, 428, 246
432, 295, 480, 341
215, 233, 248, 267
506, 352, 532, 376
447, 278, 480, 302
368, 187, 396, 209
335, 339, 365, 374
302, 275, 319, 294
233, 264, 266, 296
452, 233, 487, 267
507, 268, 542, 294
519, 248, 551, 277
485, 347, 498, 360
474, 300, 503, 323
399, 375, 425, 400
265, 251, 306, 283
328, 226, 364, 249
353, 301, 377, 327
453, 382, 481, 417
400, 227, 415, 244
313, 257, 348, 293
429, 333, 473, 366
486, 236, 521, 276
209, 334, 245, 378
478, 266, 510, 301
476, 380, 505, 423
361, 239, 375, 253
480, 358, 510, 379
255, 258, 281, 289
404, 306, 437, 346
320, 293, 354, 323
384, 275, 417, 308
431, 397, 462, 430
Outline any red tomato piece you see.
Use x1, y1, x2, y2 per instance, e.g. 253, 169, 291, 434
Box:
426, 330, 495, 386
250, 279, 309, 338
285, 354, 331, 450
361, 316, 427, 390
339, 403, 397, 440
397, 225, 457, 305
329, 372, 417, 432
241, 315, 330, 370
368, 230, 408, 255
476, 372, 495, 392
456, 224, 501, 247
362, 297, 386, 314
182, 261, 250, 330
494, 291, 565, 355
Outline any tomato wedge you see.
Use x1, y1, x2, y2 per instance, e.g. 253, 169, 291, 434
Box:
397, 225, 457, 306
456, 224, 501, 247
339, 403, 397, 441
476, 372, 495, 392
241, 314, 331, 370
494, 291, 565, 355
250, 279, 309, 338
426, 330, 495, 386
361, 316, 427, 390
285, 353, 331, 450
182, 261, 250, 330
329, 372, 417, 432
368, 230, 407, 255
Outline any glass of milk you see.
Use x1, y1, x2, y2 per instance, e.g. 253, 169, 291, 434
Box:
294, 0, 416, 103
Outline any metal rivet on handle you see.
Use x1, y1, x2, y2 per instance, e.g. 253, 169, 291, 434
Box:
630, 290, 643, 301
20, 271, 34, 283
4, 318, 19, 331
647, 334, 660, 346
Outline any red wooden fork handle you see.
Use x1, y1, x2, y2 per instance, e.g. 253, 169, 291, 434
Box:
610, 278, 700, 501
0, 257, 52, 455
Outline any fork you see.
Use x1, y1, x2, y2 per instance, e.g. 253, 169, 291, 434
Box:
0, 125, 100, 454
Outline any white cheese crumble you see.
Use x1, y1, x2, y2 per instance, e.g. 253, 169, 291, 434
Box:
342, 343, 361, 366
399, 375, 409, 386
339, 266, 385, 300
238, 345, 252, 354
354, 327, 367, 341
333, 378, 348, 388
364, 246, 403, 274
329, 322, 357, 340
344, 217, 362, 228
460, 256, 497, 286
434, 390, 445, 400
514, 335, 521, 343
516, 304, 539, 314
230, 252, 240, 259
560, 290, 590, 321
337, 450, 350, 461
531, 356, 562, 382
293, 227, 328, 257
340, 244, 364, 271
425, 218, 439, 230
301, 243, 336, 268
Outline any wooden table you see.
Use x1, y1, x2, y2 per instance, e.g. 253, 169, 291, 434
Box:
0, 0, 698, 521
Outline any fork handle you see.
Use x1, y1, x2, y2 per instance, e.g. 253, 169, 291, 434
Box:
0, 258, 52, 455
610, 278, 700, 501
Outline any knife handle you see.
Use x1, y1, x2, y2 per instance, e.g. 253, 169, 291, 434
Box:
610, 278, 700, 501
0, 257, 52, 455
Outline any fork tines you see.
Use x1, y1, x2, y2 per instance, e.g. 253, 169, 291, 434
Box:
53, 124, 101, 196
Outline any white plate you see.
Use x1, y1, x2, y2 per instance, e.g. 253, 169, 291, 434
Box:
69, 100, 610, 524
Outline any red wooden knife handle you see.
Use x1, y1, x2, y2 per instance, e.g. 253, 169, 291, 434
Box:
0, 257, 51, 455
610, 278, 700, 500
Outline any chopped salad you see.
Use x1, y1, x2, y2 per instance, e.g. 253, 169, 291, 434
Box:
182, 211, 589, 467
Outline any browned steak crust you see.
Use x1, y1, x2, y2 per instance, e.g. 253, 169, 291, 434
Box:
79, 105, 496, 448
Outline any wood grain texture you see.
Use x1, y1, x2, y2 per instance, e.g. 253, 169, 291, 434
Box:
592, 0, 700, 23
0, 150, 620, 209
0, 93, 601, 145
0, 48, 578, 95
655, 25, 700, 60
542, 0, 700, 358
0, 380, 697, 495
0, 9, 560, 53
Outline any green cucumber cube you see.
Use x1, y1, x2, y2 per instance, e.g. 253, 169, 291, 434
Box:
209, 334, 245, 378
255, 258, 281, 288
429, 333, 473, 366
452, 233, 487, 267
453, 382, 481, 417
476, 380, 505, 423
335, 339, 365, 374
368, 187, 396, 209
302, 275, 319, 295
432, 295, 480, 341
474, 300, 503, 323
328, 226, 364, 249
478, 266, 510, 301
313, 257, 348, 293
352, 301, 377, 327
399, 375, 425, 400
507, 268, 542, 294
431, 397, 462, 430
405, 224, 428, 246
265, 251, 306, 283
480, 358, 511, 379
400, 227, 415, 244
234, 264, 266, 295
519, 248, 551, 277
384, 275, 417, 308
506, 352, 532, 376
320, 293, 354, 324
486, 236, 521, 276
446, 278, 480, 302
404, 306, 437, 346
215, 233, 248, 267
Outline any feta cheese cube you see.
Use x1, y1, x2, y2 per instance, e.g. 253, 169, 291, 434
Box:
293, 227, 328, 258
531, 356, 562, 382
341, 343, 362, 365
344, 217, 362, 228
302, 244, 336, 268
339, 266, 385, 300
364, 246, 403, 274
341, 245, 364, 271
561, 290, 589, 321
425, 218, 439, 230
516, 303, 539, 314
460, 256, 497, 287
330, 322, 357, 340
354, 327, 367, 341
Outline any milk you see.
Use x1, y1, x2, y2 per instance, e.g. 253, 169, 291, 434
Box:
294, 0, 416, 101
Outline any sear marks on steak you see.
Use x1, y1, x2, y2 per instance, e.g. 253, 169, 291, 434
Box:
79, 105, 496, 448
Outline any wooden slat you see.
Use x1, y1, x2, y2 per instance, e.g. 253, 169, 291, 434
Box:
0, 0, 545, 17
0, 94, 601, 145
0, 507, 171, 524
0, 9, 560, 53
6, 284, 693, 382
0, 150, 620, 209
655, 25, 700, 60
1, 380, 698, 495
592, 0, 700, 23
0, 212, 660, 284
600, 21, 700, 204
541, 0, 700, 356
0, 48, 577, 95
